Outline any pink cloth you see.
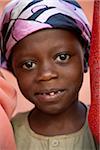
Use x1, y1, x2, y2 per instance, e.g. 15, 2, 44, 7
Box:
0, 75, 16, 150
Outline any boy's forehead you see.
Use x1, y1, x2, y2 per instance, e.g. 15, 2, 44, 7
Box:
21, 28, 78, 41
12, 29, 83, 58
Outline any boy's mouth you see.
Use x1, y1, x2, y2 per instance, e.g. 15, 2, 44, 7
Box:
34, 89, 65, 96
33, 89, 66, 102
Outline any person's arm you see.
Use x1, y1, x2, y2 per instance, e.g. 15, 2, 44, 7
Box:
0, 70, 16, 150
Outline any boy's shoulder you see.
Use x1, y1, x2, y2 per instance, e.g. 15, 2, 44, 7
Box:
11, 111, 30, 128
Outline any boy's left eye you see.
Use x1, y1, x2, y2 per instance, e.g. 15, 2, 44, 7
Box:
55, 52, 71, 63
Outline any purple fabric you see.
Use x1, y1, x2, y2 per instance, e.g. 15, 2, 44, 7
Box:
0, 0, 91, 71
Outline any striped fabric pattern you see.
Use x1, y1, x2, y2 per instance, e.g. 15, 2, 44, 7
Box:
0, 0, 91, 71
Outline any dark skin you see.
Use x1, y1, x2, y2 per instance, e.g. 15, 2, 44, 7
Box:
11, 29, 86, 136
0, 70, 5, 79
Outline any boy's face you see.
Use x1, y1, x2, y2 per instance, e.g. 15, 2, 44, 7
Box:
12, 29, 84, 114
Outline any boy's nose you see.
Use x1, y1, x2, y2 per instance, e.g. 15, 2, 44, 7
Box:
36, 62, 58, 82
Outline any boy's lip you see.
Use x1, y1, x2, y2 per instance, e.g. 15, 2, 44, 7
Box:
34, 88, 66, 102
34, 88, 65, 96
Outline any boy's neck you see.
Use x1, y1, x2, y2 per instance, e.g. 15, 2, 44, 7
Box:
28, 101, 87, 136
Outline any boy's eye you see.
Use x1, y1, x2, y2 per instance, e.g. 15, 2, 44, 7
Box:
22, 60, 36, 70
55, 52, 71, 63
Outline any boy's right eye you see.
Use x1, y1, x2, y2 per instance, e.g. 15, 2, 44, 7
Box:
22, 60, 36, 70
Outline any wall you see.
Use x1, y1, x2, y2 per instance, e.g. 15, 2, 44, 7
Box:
0, 0, 94, 114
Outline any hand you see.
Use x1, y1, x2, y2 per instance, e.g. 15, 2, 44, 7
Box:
0, 69, 17, 119
0, 70, 16, 149
0, 71, 16, 150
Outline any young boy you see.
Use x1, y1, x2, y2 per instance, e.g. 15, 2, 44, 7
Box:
0, 0, 97, 149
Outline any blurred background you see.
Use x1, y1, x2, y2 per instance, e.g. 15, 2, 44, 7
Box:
0, 0, 94, 114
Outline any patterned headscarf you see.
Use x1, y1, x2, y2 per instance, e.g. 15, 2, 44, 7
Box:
0, 0, 91, 72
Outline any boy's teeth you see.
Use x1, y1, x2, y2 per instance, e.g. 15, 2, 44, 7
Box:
46, 90, 62, 96
58, 91, 61, 94
39, 90, 63, 96
49, 92, 55, 96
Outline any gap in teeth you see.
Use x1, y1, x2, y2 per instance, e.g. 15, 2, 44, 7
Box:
39, 90, 63, 96
48, 91, 61, 96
